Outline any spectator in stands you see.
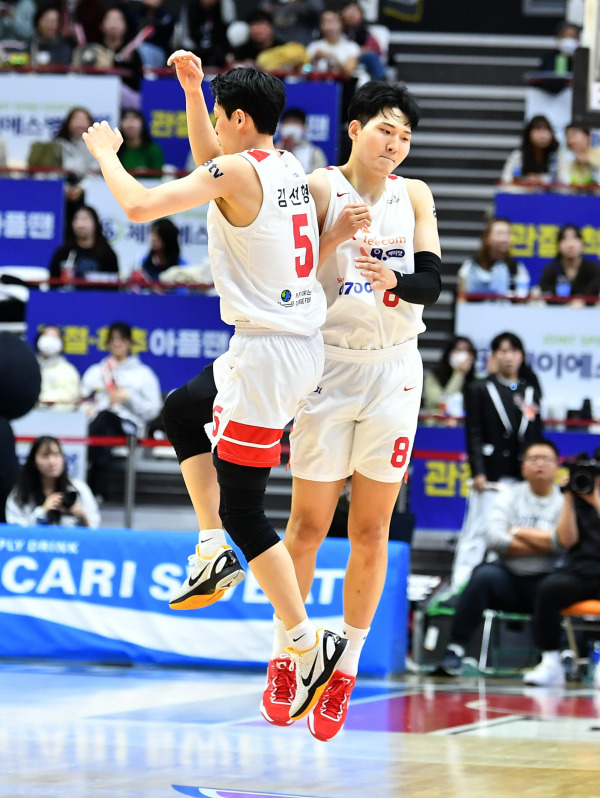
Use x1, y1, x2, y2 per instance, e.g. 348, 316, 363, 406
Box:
62, 0, 105, 46
422, 335, 477, 426
48, 205, 120, 288
500, 115, 560, 185
306, 8, 359, 78
537, 224, 600, 306
274, 107, 327, 172
451, 331, 544, 590
124, 0, 176, 68
177, 0, 234, 68
457, 217, 531, 301
28, 3, 73, 66
557, 122, 600, 186
0, 0, 35, 43
117, 108, 166, 172
73, 6, 144, 108
35, 325, 81, 411
538, 21, 580, 74
231, 9, 285, 65
524, 446, 600, 686
133, 217, 186, 283
341, 1, 386, 81
28, 106, 97, 227
258, 0, 323, 47
5, 435, 100, 528
438, 439, 564, 676
80, 321, 162, 500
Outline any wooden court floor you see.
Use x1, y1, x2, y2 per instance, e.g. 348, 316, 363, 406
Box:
2, 661, 600, 798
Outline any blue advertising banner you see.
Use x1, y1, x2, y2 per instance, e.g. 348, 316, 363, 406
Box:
26, 291, 232, 393
411, 425, 600, 531
495, 191, 600, 285
0, 178, 63, 268
141, 78, 341, 169
0, 526, 409, 676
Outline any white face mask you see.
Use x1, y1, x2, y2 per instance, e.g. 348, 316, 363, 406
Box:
37, 334, 63, 357
558, 37, 578, 56
279, 123, 305, 144
449, 350, 470, 370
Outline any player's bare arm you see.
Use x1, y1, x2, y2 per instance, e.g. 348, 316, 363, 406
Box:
406, 178, 441, 256
82, 122, 260, 223
167, 49, 222, 166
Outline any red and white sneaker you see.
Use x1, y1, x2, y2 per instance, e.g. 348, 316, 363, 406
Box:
307, 671, 356, 742
260, 657, 297, 726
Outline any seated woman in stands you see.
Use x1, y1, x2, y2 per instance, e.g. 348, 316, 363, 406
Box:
500, 115, 559, 185
117, 109, 165, 173
457, 217, 531, 301
5, 435, 100, 528
35, 325, 81, 410
48, 205, 120, 288
537, 224, 600, 306
557, 123, 600, 187
422, 335, 477, 426
132, 218, 186, 285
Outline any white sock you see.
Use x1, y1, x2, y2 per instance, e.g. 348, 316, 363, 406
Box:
271, 615, 289, 660
339, 622, 370, 677
541, 650, 561, 666
286, 619, 317, 653
448, 643, 465, 658
197, 528, 227, 558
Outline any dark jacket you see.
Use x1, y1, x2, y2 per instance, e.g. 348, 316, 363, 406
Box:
562, 497, 600, 578
538, 257, 600, 302
464, 375, 543, 481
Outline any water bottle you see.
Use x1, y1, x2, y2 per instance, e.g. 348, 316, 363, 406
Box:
555, 275, 571, 299
588, 640, 600, 683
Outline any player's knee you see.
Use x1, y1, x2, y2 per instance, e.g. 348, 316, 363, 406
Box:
219, 487, 280, 562
162, 385, 211, 463
285, 517, 327, 556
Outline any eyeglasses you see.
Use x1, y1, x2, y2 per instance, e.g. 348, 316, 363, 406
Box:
523, 455, 557, 463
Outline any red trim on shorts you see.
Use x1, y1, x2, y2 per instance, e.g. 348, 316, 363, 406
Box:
388, 174, 399, 180
247, 149, 270, 162
216, 420, 284, 467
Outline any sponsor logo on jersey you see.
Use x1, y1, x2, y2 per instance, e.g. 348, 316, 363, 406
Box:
281, 289, 292, 303
386, 248, 405, 259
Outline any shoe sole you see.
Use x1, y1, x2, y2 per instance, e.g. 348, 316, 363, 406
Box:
259, 702, 295, 727
169, 570, 245, 610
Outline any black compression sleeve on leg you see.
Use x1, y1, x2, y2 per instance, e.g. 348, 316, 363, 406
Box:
162, 365, 217, 463
388, 250, 441, 306
214, 453, 281, 562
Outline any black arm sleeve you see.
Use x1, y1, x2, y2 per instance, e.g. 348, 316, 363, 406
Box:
388, 250, 442, 306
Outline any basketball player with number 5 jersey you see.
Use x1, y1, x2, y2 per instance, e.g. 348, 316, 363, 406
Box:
83, 55, 349, 726
263, 81, 442, 740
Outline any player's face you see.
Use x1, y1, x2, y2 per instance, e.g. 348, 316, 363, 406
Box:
213, 102, 242, 155
353, 109, 412, 175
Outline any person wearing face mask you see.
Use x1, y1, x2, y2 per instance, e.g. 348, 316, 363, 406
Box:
422, 336, 476, 426
36, 325, 81, 412
274, 108, 327, 173
539, 21, 580, 74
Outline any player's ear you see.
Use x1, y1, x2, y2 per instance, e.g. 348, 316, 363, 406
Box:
348, 120, 360, 140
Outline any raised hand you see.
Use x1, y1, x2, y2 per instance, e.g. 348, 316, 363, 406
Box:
167, 49, 204, 92
330, 203, 371, 243
82, 121, 123, 160
354, 245, 398, 291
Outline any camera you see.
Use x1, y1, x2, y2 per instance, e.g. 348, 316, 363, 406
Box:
564, 458, 600, 495
62, 489, 78, 509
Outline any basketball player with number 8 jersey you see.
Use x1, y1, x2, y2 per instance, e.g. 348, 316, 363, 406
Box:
263, 81, 442, 741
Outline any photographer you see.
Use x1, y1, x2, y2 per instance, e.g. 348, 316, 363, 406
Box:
5, 436, 100, 528
524, 449, 600, 686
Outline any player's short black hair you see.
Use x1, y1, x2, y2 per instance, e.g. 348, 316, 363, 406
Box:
210, 67, 285, 136
347, 80, 420, 130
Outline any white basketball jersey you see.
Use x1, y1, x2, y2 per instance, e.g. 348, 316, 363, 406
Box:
319, 167, 425, 349
207, 149, 326, 335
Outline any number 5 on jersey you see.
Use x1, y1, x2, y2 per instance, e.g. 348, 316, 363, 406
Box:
292, 213, 315, 277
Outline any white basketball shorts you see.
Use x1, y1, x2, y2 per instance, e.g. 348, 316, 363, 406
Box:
290, 337, 422, 483
207, 328, 324, 468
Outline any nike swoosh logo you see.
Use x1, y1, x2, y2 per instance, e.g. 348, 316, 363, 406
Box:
404, 386, 416, 391
337, 192, 349, 197
301, 653, 319, 687
188, 561, 210, 586
292, 634, 305, 643
199, 538, 211, 544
